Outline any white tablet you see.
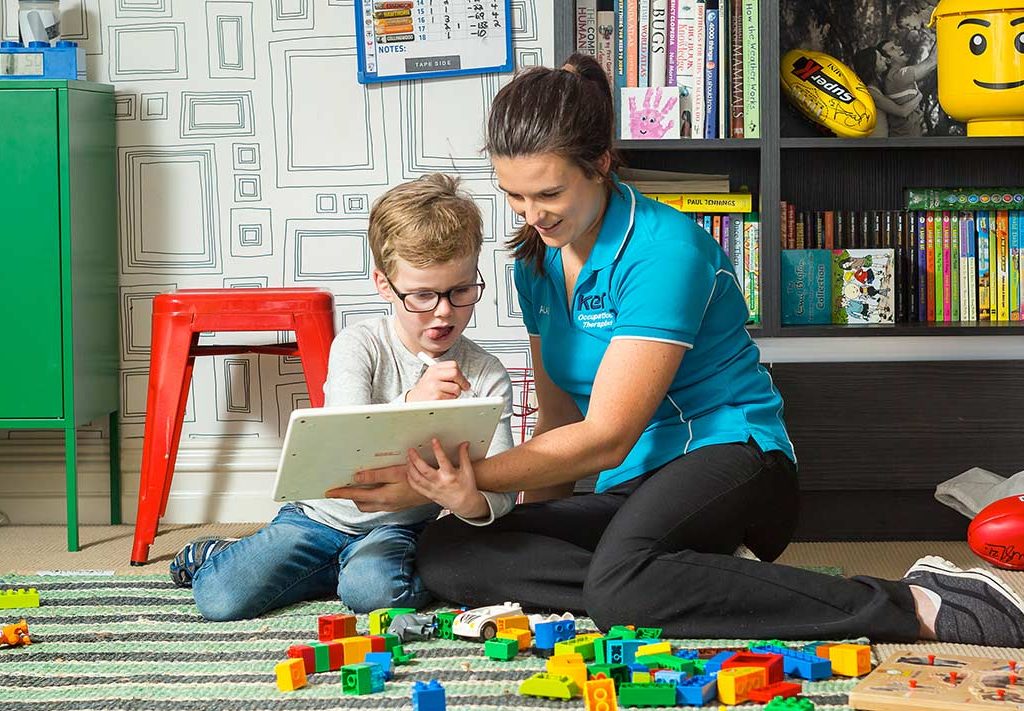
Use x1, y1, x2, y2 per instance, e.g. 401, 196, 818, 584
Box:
271, 396, 505, 502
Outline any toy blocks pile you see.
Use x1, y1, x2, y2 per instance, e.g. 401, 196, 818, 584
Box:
500, 622, 873, 708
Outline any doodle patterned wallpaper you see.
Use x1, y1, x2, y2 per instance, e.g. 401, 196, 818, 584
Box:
0, 0, 550, 523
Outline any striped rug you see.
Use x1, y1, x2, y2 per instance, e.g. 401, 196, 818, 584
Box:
0, 574, 861, 709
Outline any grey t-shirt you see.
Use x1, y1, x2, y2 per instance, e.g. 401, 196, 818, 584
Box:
297, 316, 516, 533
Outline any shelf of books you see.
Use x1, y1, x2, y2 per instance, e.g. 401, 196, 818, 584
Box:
781, 137, 1024, 151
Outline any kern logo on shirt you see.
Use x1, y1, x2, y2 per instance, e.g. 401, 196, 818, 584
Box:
576, 291, 614, 330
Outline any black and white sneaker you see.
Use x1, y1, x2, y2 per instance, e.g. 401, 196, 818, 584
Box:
902, 555, 1024, 647
169, 538, 238, 588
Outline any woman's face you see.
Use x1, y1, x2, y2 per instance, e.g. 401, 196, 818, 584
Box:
492, 152, 608, 251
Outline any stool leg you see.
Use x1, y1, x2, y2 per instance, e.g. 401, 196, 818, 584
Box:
109, 410, 122, 525
158, 348, 196, 518
131, 313, 195, 565
65, 425, 79, 552
293, 310, 335, 408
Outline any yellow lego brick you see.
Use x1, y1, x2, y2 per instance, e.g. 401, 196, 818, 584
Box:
547, 654, 587, 691
632, 671, 651, 683
635, 641, 672, 658
829, 643, 872, 677
717, 666, 767, 705
0, 588, 39, 609
275, 658, 307, 692
584, 677, 618, 711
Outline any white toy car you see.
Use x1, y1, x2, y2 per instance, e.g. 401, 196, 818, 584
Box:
451, 602, 523, 641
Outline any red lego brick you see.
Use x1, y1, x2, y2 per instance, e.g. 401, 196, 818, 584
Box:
724, 651, 785, 685
318, 613, 357, 642
747, 681, 803, 702
287, 644, 317, 675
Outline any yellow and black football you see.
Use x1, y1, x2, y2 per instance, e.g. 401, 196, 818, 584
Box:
780, 48, 877, 138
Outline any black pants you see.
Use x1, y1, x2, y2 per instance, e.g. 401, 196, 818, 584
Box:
416, 440, 921, 641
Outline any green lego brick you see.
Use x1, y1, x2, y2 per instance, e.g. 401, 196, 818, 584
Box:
309, 642, 331, 673
634, 654, 695, 674
368, 607, 416, 636
485, 637, 519, 661
765, 696, 815, 711
340, 663, 376, 695
435, 611, 458, 640
635, 627, 662, 639
554, 637, 595, 661
606, 625, 638, 640
618, 681, 677, 707
518, 672, 580, 699
392, 644, 416, 665
0, 588, 39, 609
379, 633, 401, 652
587, 663, 630, 688
593, 635, 609, 664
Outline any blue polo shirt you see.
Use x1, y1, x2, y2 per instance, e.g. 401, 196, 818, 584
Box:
514, 181, 795, 492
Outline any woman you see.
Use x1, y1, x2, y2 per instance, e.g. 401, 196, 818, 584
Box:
851, 45, 923, 138
329, 54, 1024, 646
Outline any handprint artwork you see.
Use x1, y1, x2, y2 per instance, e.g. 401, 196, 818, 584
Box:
621, 87, 681, 140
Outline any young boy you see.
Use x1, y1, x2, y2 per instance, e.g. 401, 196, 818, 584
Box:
170, 174, 516, 621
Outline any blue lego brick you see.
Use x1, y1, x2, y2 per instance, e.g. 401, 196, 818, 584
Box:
0, 40, 85, 80
606, 638, 647, 666
703, 650, 738, 675
654, 670, 689, 685
412, 680, 446, 711
674, 649, 700, 660
751, 645, 832, 681
676, 674, 718, 706
533, 619, 576, 650
364, 652, 394, 680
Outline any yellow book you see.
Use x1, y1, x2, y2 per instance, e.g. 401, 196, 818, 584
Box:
646, 192, 753, 213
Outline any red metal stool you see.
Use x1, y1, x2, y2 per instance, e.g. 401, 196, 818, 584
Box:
130, 288, 335, 565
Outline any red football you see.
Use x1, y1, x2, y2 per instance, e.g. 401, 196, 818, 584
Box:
968, 495, 1024, 570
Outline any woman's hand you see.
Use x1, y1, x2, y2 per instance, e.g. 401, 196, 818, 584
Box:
324, 463, 431, 512
407, 439, 489, 520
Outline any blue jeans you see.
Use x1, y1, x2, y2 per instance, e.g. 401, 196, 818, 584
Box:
192, 504, 432, 621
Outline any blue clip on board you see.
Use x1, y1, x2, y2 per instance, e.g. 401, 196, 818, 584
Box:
355, 0, 513, 84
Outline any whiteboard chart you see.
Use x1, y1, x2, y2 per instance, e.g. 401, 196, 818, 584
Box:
356, 0, 513, 83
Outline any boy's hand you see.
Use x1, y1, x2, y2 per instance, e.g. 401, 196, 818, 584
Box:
407, 439, 489, 520
324, 464, 430, 512
406, 361, 471, 402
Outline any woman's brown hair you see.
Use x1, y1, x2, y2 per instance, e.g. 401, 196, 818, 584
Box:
487, 53, 622, 274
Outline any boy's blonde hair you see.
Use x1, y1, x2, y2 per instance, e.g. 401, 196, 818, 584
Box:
368, 174, 483, 280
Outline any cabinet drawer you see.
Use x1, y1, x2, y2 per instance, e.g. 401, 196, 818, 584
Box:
0, 88, 64, 418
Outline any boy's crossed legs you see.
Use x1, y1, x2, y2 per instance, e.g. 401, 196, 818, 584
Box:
185, 504, 430, 621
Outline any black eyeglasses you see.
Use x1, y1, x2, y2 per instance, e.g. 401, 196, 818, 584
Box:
386, 270, 487, 313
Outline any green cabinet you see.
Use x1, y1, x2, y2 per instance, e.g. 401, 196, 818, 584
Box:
0, 81, 121, 551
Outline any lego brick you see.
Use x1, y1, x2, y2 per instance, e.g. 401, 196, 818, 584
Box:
703, 651, 738, 675
341, 662, 383, 695
588, 663, 631, 689
751, 645, 832, 681
519, 672, 581, 699
676, 674, 718, 706
485, 637, 519, 661
717, 666, 768, 705
364, 651, 395, 680
497, 628, 531, 651
635, 627, 663, 639
318, 613, 356, 642
747, 681, 803, 703
635, 641, 671, 658
585, 677, 618, 711
369, 607, 417, 635
631, 671, 652, 683
765, 696, 815, 711
392, 644, 416, 664
340, 636, 372, 665
653, 670, 687, 685
605, 625, 638, 640
496, 614, 531, 633
617, 681, 677, 707
637, 653, 695, 674
434, 611, 459, 640
547, 655, 588, 690
286, 644, 316, 675
308, 641, 332, 673
606, 639, 647, 666
379, 632, 401, 652
556, 636, 597, 661
325, 641, 344, 670
274, 658, 307, 692
0, 588, 39, 609
828, 643, 871, 677
367, 635, 386, 653
723, 651, 784, 685
412, 680, 446, 711
534, 619, 576, 650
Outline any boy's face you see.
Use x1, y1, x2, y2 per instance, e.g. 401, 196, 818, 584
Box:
374, 253, 480, 358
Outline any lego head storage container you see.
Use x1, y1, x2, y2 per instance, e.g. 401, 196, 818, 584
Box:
931, 0, 1024, 135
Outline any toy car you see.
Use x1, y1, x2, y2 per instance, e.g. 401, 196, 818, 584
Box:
451, 602, 523, 641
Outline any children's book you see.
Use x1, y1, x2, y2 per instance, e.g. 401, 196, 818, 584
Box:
781, 249, 831, 325
832, 249, 895, 324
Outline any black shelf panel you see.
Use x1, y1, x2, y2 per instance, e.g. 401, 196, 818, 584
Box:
617, 138, 761, 151
779, 322, 1024, 337
781, 137, 1024, 151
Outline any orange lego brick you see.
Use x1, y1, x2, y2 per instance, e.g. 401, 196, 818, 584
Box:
829, 643, 872, 677
497, 628, 531, 651
584, 677, 618, 711
341, 636, 372, 665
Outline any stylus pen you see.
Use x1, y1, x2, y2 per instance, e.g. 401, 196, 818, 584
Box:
416, 351, 475, 396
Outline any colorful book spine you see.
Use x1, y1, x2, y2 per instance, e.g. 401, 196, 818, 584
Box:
740, 0, 758, 138
676, 0, 697, 137
997, 210, 1010, 321
925, 212, 936, 321
717, 0, 727, 139
691, 0, 706, 138
744, 216, 759, 322
649, 0, 668, 87
729, 0, 744, 137
950, 212, 959, 322
597, 11, 616, 81
575, 0, 598, 55
917, 212, 927, 322
627, 0, 639, 86
978, 211, 991, 321
703, 3, 719, 138
638, 0, 651, 87
729, 213, 745, 285
666, 0, 678, 86
941, 211, 951, 322
905, 187, 1024, 211
957, 212, 968, 321
1012, 211, 1021, 321
966, 213, 977, 322
646, 192, 752, 212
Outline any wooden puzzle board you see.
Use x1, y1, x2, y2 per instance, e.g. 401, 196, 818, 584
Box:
850, 650, 1024, 710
